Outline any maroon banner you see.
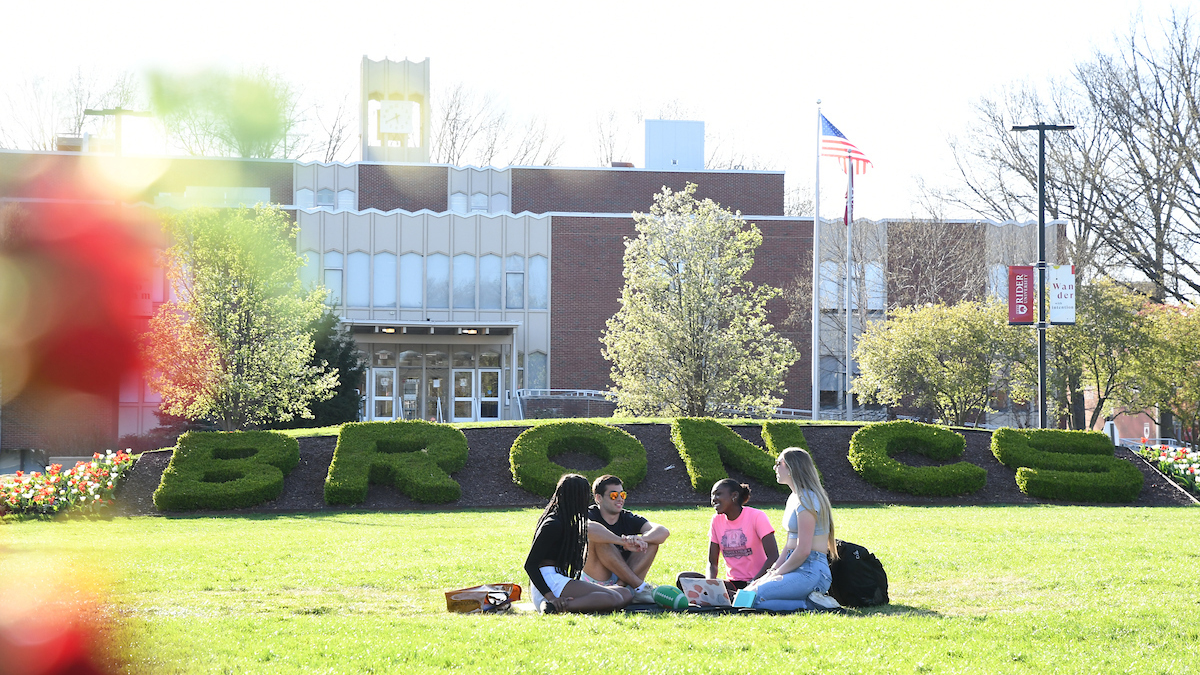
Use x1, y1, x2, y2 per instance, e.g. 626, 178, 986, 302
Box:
1008, 265, 1034, 324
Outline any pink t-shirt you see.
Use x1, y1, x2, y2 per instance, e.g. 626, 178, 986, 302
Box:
709, 506, 775, 582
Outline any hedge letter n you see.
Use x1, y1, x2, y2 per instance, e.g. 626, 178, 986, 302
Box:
324, 421, 469, 505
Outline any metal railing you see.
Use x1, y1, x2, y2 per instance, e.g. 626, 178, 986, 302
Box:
512, 389, 893, 421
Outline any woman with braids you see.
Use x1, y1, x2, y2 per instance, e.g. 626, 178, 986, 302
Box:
524, 474, 638, 613
744, 448, 842, 611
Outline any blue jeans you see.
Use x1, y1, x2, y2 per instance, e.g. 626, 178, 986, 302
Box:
752, 550, 831, 611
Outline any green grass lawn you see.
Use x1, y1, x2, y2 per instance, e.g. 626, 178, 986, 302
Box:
3, 506, 1199, 674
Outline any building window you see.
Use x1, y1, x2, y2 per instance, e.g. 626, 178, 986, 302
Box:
373, 252, 397, 308
295, 189, 314, 209
479, 254, 502, 309
373, 346, 396, 367
490, 194, 510, 213
347, 252, 369, 307
866, 262, 886, 311
479, 350, 500, 368
453, 350, 476, 368
324, 251, 344, 306
316, 189, 335, 207
989, 264, 1007, 300
449, 193, 468, 214
470, 193, 489, 212
337, 190, 355, 211
506, 255, 524, 309
453, 254, 476, 309
400, 253, 422, 308
119, 372, 140, 403
426, 253, 449, 308
819, 261, 840, 308
299, 250, 319, 289
819, 355, 840, 407
528, 255, 548, 310
528, 351, 548, 390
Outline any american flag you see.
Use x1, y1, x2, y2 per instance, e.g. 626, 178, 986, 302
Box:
820, 114, 872, 175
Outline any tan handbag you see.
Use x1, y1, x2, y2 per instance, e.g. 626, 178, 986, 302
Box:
445, 583, 522, 613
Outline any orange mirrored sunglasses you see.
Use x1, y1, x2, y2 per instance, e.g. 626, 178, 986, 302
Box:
608, 491, 627, 500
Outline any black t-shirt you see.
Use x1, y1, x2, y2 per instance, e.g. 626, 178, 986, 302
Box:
587, 505, 649, 561
525, 513, 573, 596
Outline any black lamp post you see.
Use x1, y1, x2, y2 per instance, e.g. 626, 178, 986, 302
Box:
1011, 122, 1074, 428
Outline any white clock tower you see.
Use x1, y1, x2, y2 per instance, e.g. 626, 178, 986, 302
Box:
361, 57, 431, 163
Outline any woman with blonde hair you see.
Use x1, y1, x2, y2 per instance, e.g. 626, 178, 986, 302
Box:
744, 447, 841, 610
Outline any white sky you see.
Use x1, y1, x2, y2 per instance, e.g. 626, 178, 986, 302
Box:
0, 0, 1184, 218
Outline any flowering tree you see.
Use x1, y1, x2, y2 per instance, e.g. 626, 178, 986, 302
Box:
852, 299, 1035, 426
144, 206, 336, 431
601, 184, 797, 417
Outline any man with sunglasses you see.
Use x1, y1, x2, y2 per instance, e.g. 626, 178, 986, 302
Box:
583, 474, 671, 604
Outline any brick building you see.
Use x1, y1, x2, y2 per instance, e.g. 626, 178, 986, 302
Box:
0, 145, 806, 450
0, 57, 1051, 457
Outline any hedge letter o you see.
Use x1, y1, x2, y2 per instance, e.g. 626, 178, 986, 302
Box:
510, 421, 647, 498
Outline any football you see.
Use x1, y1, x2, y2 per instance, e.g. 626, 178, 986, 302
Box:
652, 585, 689, 610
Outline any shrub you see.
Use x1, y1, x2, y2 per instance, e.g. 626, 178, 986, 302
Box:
760, 420, 811, 454
324, 421, 469, 505
671, 418, 786, 493
991, 428, 1143, 503
153, 431, 299, 511
510, 421, 647, 498
848, 421, 986, 497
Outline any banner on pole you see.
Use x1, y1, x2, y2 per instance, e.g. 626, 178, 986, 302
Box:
1049, 265, 1076, 325
1008, 265, 1034, 325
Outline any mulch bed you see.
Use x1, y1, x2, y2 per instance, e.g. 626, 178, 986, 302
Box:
113, 424, 1197, 517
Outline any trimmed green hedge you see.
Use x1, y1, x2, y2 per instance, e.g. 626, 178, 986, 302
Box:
991, 427, 1143, 503
761, 420, 811, 454
509, 421, 647, 498
848, 421, 986, 497
671, 418, 787, 493
153, 431, 299, 511
324, 421, 469, 505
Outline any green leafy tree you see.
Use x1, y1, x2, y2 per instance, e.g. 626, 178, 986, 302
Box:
270, 308, 366, 428
145, 206, 337, 431
1126, 304, 1200, 443
601, 183, 797, 417
853, 300, 1035, 426
1048, 279, 1150, 429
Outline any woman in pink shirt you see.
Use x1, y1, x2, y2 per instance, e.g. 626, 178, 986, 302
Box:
677, 479, 779, 598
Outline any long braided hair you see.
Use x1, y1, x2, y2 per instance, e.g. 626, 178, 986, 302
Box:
534, 474, 591, 578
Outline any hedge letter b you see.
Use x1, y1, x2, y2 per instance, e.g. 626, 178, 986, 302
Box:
324, 420, 469, 505
152, 430, 300, 511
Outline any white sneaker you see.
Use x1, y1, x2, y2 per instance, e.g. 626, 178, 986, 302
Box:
808, 590, 841, 610
631, 584, 657, 604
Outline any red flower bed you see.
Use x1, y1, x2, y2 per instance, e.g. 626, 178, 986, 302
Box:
1, 451, 134, 516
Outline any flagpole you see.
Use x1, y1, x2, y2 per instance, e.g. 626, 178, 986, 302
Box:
811, 102, 822, 421
844, 154, 854, 422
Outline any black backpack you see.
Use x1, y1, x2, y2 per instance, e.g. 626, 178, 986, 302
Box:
828, 540, 889, 607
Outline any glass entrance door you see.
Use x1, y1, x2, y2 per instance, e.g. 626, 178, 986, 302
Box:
400, 373, 421, 421
452, 370, 475, 422
479, 369, 501, 420
371, 368, 396, 420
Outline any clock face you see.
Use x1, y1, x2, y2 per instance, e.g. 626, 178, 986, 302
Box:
380, 100, 414, 134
